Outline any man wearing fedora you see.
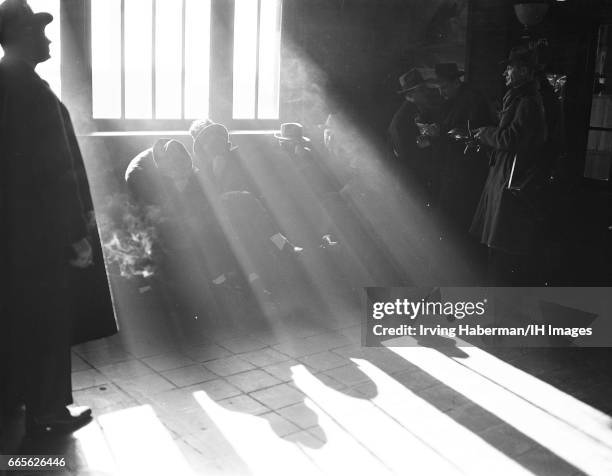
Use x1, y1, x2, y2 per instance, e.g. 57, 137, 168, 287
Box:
387, 69, 441, 205
274, 122, 406, 290
125, 138, 233, 330
428, 63, 493, 280
472, 46, 548, 285
190, 120, 303, 315
0, 0, 116, 435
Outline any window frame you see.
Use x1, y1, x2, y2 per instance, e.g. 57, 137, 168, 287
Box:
60, 0, 289, 133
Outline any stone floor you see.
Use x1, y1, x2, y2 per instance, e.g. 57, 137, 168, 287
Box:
2, 283, 612, 476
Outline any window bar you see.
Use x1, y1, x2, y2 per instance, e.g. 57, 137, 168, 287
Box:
152, 0, 157, 119
120, 0, 126, 119
181, 0, 186, 120
254, 0, 262, 118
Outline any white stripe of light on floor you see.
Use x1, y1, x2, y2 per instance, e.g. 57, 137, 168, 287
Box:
291, 364, 533, 476
193, 391, 323, 476
451, 338, 612, 448
386, 338, 612, 476
76, 405, 195, 476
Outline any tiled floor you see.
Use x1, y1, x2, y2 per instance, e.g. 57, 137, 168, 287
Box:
2, 284, 612, 476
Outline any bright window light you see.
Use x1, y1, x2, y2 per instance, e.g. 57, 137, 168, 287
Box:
155, 0, 183, 119
184, 0, 211, 119
257, 0, 282, 119
125, 0, 153, 119
91, 0, 121, 118
233, 0, 283, 120
233, 0, 259, 119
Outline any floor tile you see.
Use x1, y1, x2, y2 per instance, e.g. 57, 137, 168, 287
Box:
250, 384, 305, 410
259, 412, 300, 437
323, 364, 371, 387
219, 336, 268, 354
76, 346, 134, 367
277, 402, 320, 430
188, 379, 243, 401
477, 423, 536, 457
225, 370, 282, 393
183, 344, 233, 362
115, 373, 177, 397
71, 353, 92, 372
203, 356, 256, 377
261, 360, 301, 382
142, 352, 196, 372
239, 348, 291, 367
71, 369, 110, 391
72, 383, 136, 412
298, 351, 350, 372
97, 360, 155, 381
161, 365, 217, 387
217, 394, 269, 416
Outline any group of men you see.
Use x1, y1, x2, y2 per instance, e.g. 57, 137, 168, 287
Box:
1, 0, 116, 436
123, 118, 400, 330
388, 47, 563, 284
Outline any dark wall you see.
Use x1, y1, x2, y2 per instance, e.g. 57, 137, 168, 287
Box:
282, 0, 468, 136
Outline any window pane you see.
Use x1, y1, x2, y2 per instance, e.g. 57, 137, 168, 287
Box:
155, 0, 183, 119
29, 0, 61, 98
233, 0, 258, 119
185, 0, 211, 119
125, 0, 153, 119
91, 0, 122, 118
257, 0, 281, 119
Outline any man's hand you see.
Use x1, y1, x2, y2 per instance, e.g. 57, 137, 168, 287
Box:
70, 237, 93, 268
474, 127, 487, 140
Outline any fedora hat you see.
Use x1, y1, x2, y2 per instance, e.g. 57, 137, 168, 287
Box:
500, 46, 538, 70
433, 63, 465, 81
275, 122, 311, 143
0, 0, 52, 43
396, 69, 427, 94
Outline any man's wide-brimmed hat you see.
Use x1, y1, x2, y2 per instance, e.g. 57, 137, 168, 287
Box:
274, 122, 311, 143
433, 63, 465, 81
397, 69, 428, 94
500, 46, 538, 70
0, 0, 53, 43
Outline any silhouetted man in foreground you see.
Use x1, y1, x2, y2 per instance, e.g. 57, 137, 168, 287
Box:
0, 0, 116, 436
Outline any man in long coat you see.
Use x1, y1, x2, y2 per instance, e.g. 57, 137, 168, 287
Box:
471, 47, 548, 284
0, 0, 116, 434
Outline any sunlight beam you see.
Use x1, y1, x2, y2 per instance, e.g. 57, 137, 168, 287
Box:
291, 364, 464, 475
193, 391, 322, 476
97, 405, 195, 475
386, 339, 612, 475
352, 358, 536, 476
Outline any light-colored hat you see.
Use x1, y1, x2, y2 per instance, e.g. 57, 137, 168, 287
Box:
152, 139, 192, 170
397, 69, 428, 94
274, 123, 311, 143
0, 0, 52, 44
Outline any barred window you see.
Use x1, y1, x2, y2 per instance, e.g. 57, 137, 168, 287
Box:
91, 0, 282, 123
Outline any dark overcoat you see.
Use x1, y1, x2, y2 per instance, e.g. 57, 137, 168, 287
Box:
470, 80, 547, 254
434, 82, 494, 229
0, 56, 117, 350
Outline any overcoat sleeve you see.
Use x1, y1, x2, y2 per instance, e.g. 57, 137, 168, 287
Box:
34, 86, 88, 244
478, 97, 542, 153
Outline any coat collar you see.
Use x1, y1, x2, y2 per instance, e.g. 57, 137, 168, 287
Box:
503, 80, 539, 106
